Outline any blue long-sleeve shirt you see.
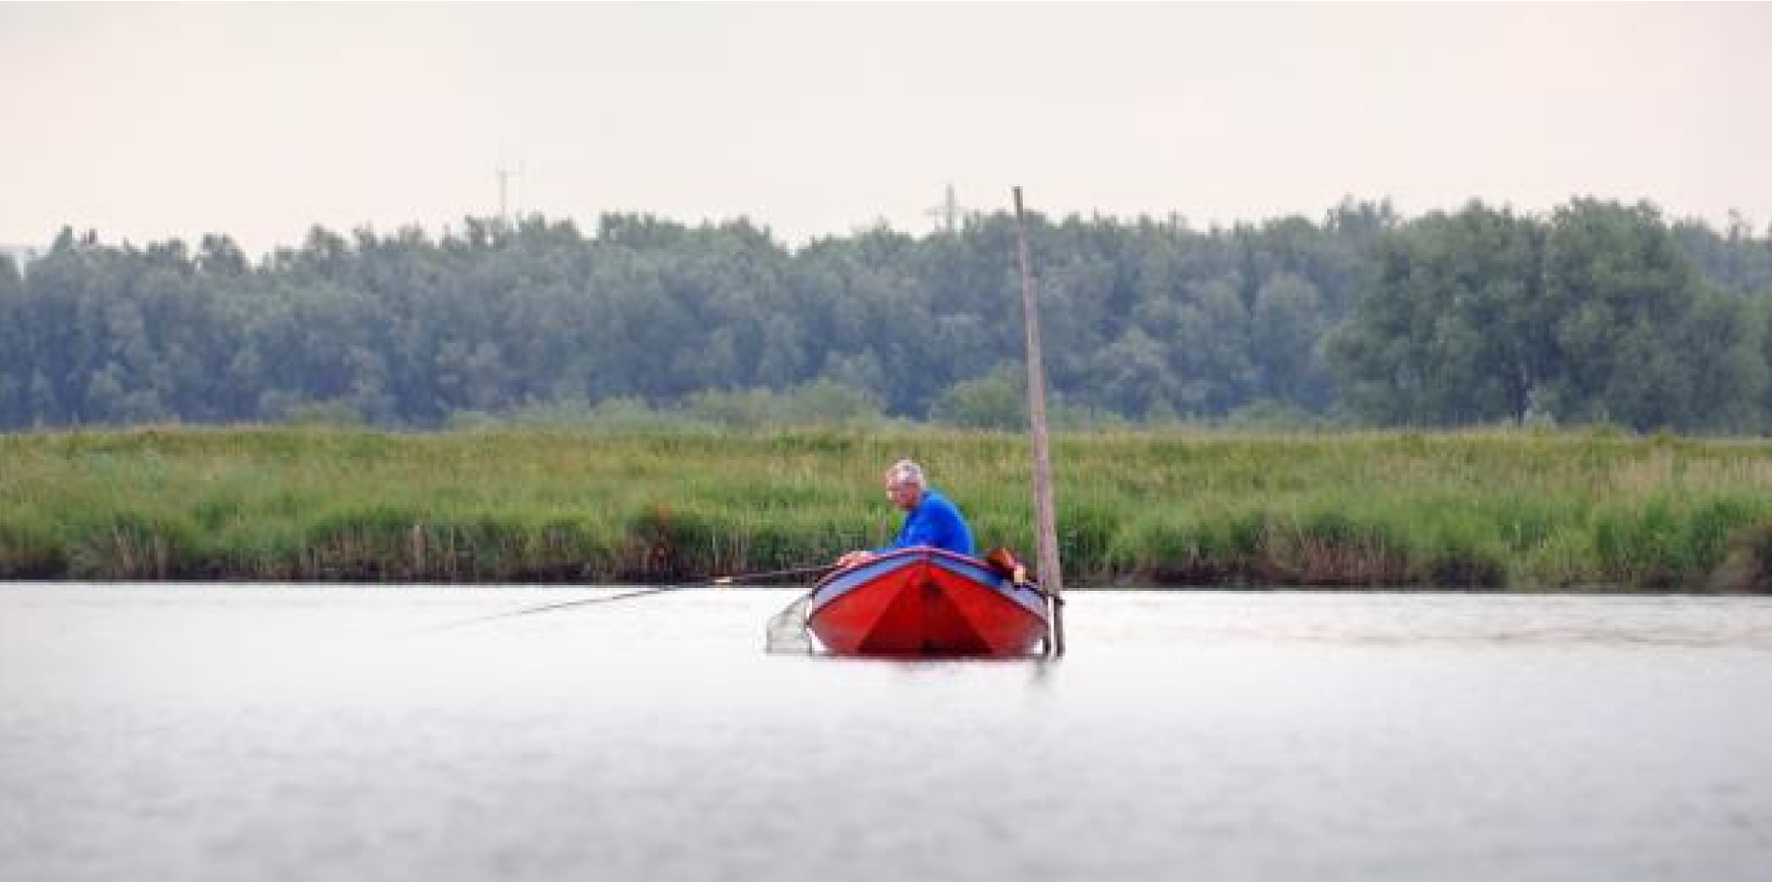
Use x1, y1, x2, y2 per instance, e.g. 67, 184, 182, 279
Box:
878, 488, 975, 556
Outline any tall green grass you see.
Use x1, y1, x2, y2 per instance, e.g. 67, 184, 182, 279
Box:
4, 425, 1772, 590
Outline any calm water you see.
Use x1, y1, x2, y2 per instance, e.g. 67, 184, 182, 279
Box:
2, 585, 1770, 882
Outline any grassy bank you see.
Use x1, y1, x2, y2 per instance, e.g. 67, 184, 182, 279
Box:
4, 425, 1772, 591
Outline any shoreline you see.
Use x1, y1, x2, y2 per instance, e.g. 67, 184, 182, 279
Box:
4, 424, 1771, 592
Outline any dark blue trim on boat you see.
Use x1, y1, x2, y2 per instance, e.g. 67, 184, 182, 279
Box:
808, 552, 920, 616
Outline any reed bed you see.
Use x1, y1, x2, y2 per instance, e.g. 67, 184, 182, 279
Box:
4, 425, 1772, 591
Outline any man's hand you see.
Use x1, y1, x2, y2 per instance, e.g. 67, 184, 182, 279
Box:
836, 550, 874, 569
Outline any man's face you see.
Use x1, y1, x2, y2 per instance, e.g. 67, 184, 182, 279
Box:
884, 478, 922, 512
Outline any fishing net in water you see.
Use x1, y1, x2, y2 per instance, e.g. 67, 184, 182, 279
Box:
764, 592, 814, 654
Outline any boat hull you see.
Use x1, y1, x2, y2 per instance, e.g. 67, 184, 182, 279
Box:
807, 547, 1049, 656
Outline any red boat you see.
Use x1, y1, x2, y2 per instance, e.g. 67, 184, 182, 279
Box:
806, 546, 1050, 656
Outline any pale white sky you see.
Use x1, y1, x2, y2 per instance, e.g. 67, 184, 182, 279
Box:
3, 2, 1770, 255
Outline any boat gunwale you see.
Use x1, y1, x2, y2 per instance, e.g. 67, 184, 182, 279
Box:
809, 546, 1047, 621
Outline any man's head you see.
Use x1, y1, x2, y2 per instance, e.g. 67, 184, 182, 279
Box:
883, 459, 925, 511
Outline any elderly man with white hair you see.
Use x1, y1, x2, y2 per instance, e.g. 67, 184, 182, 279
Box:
836, 458, 976, 568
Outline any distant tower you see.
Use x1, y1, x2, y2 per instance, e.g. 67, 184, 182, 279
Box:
496, 159, 526, 228
926, 183, 965, 235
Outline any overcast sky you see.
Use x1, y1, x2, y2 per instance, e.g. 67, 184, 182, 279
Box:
3, 2, 1770, 255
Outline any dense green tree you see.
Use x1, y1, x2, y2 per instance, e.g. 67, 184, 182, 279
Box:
1538, 201, 1710, 429
932, 363, 1026, 430
2, 199, 1768, 432
1250, 272, 1330, 409
1328, 204, 1545, 424
1332, 199, 1763, 431
1171, 277, 1257, 416
0, 256, 26, 425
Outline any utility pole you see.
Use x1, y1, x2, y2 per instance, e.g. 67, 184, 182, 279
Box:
925, 183, 965, 235
1013, 186, 1064, 656
496, 160, 525, 229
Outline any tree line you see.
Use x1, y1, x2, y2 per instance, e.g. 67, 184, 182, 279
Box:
3, 198, 1771, 433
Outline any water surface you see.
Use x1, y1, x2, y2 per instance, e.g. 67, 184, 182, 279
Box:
3, 586, 1770, 881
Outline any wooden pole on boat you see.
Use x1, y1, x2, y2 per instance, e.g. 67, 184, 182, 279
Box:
1012, 187, 1065, 656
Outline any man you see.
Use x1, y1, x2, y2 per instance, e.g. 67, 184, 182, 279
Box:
836, 458, 975, 567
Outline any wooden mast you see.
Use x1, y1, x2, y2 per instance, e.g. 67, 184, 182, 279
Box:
1012, 187, 1065, 656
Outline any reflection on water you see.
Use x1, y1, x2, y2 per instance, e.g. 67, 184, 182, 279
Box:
2, 586, 1770, 881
